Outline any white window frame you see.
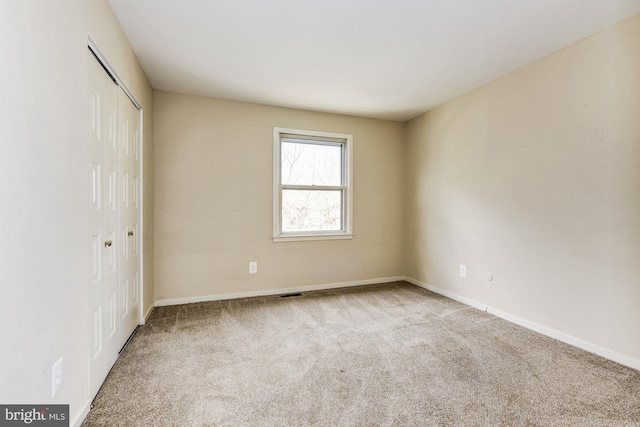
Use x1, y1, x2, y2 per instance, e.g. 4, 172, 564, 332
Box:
273, 127, 353, 242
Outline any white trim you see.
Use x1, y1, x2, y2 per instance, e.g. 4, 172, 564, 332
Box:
154, 276, 640, 371
141, 297, 154, 325
273, 233, 353, 243
344, 131, 353, 234
486, 306, 640, 371
72, 399, 91, 427
283, 184, 344, 191
273, 127, 353, 242
154, 276, 404, 307
272, 127, 280, 239
138, 106, 145, 325
405, 276, 640, 372
405, 277, 488, 312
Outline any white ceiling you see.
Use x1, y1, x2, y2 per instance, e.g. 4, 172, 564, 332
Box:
108, 0, 640, 121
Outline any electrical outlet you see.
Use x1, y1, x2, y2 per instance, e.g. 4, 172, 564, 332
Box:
249, 261, 257, 274
459, 264, 467, 278
52, 357, 63, 397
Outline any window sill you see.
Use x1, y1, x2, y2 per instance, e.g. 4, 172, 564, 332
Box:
273, 233, 354, 243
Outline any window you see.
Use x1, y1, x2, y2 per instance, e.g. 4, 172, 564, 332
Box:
273, 127, 353, 242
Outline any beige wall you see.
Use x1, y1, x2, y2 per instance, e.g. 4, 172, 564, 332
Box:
154, 92, 404, 301
0, 1, 153, 425
405, 15, 640, 362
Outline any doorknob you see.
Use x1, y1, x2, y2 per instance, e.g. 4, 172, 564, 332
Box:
104, 240, 113, 247
128, 230, 134, 236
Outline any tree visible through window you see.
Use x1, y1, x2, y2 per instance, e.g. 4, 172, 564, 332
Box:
273, 128, 353, 241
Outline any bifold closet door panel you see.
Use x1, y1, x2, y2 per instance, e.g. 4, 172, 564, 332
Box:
118, 88, 140, 348
88, 50, 120, 399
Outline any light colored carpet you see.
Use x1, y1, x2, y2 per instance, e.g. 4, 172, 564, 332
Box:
82, 281, 640, 426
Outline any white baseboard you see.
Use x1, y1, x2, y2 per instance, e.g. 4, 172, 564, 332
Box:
154, 276, 405, 307
72, 399, 91, 427
405, 276, 640, 372
405, 277, 488, 312
486, 306, 640, 371
140, 303, 154, 325
153, 275, 639, 371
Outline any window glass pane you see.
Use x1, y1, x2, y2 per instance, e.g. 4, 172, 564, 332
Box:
281, 142, 342, 186
282, 190, 342, 232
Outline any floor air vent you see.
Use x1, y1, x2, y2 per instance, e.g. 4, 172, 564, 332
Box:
280, 293, 303, 298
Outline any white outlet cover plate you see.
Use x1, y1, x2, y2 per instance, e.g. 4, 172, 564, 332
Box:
459, 265, 467, 278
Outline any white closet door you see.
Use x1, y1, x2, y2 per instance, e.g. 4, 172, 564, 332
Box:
88, 48, 142, 396
88, 51, 120, 398
118, 88, 140, 348
129, 94, 141, 331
